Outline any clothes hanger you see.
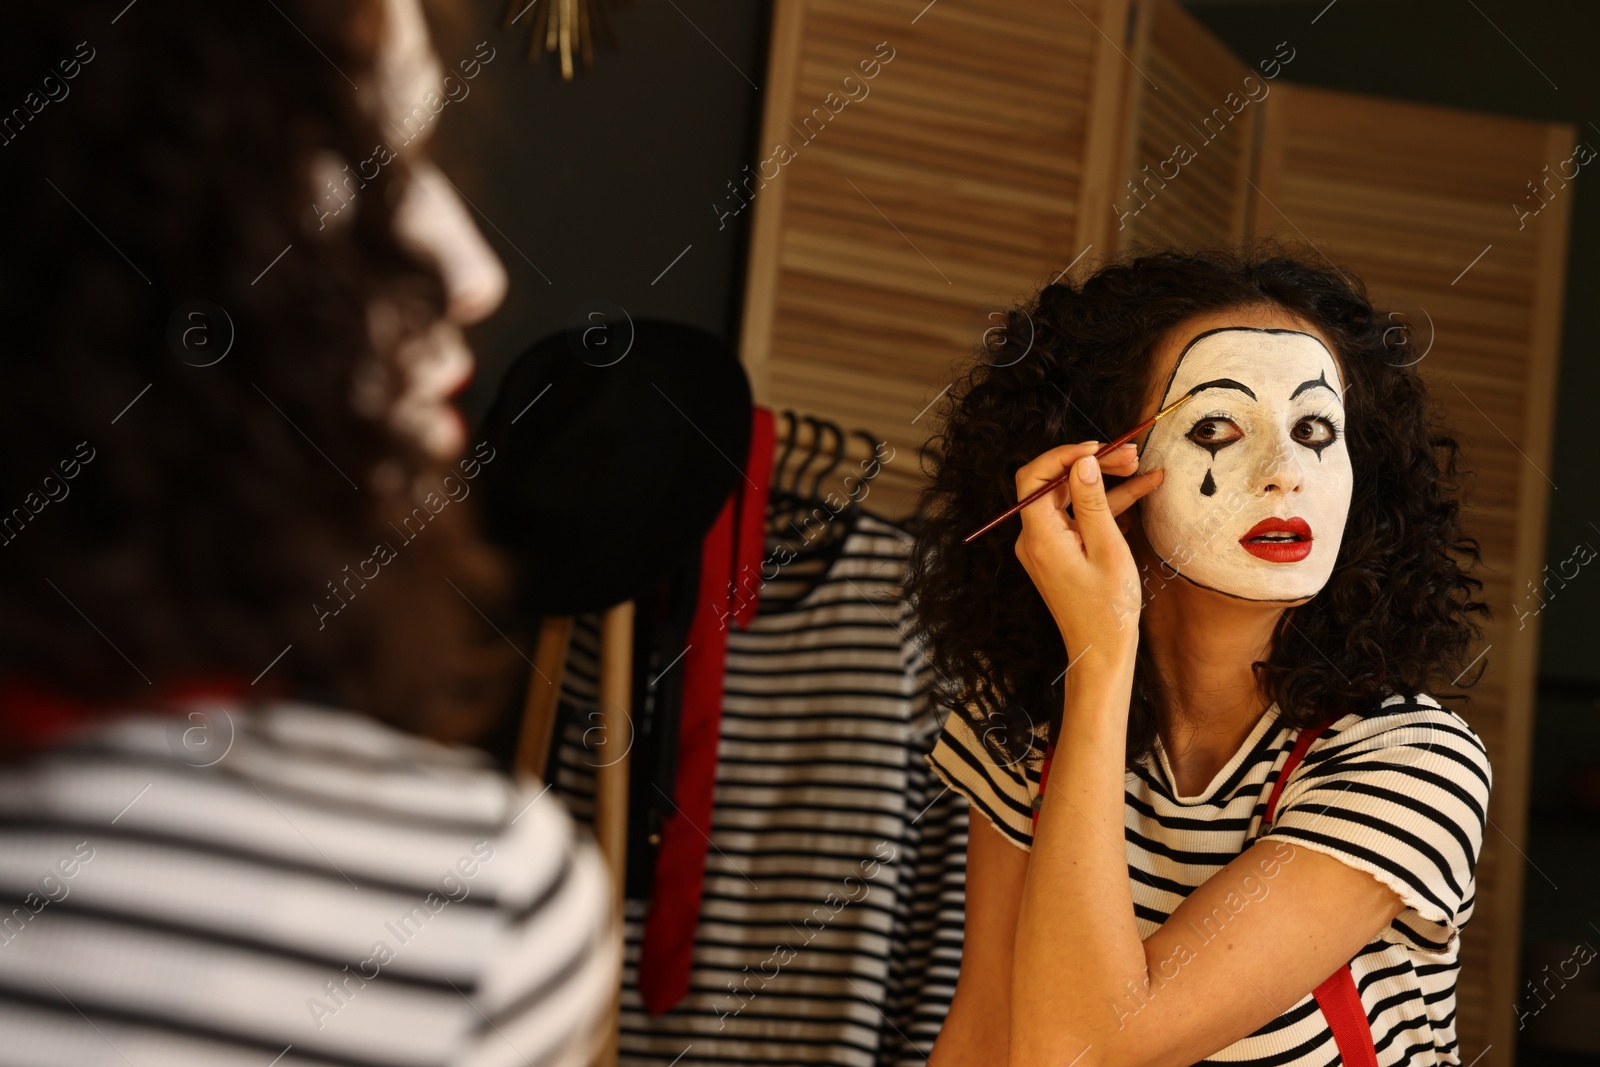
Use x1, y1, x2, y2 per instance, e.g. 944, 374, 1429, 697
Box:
763, 410, 808, 533
767, 410, 799, 509
801, 419, 845, 501
765, 410, 856, 561
844, 433, 940, 538
766, 413, 821, 535
785, 414, 831, 528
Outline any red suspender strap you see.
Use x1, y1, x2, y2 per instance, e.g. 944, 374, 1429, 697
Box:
1311, 969, 1379, 1065
1266, 716, 1379, 1067
1030, 715, 1377, 1064
1261, 717, 1333, 823
1031, 742, 1054, 831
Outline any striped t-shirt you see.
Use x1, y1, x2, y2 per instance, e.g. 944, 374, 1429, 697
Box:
926, 692, 1491, 1065
549, 509, 968, 1066
0, 698, 618, 1067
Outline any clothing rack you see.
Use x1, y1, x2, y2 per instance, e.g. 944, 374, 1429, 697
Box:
766, 407, 936, 539
511, 406, 935, 1067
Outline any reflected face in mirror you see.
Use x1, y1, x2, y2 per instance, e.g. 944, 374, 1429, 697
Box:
1135, 323, 1353, 603
363, 0, 508, 461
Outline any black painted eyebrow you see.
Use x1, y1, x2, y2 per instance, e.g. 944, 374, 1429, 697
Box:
1184, 377, 1256, 401
1290, 369, 1336, 400
1155, 326, 1331, 408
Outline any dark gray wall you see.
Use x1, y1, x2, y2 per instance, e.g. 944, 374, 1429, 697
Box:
432, 0, 770, 429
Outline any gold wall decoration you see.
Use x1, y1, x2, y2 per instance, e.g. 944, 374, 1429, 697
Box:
501, 0, 630, 80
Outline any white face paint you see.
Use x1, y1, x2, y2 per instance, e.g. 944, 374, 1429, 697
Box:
345, 0, 507, 462
1136, 327, 1353, 602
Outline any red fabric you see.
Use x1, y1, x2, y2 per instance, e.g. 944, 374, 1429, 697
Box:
1032, 740, 1056, 832
0, 672, 261, 752
1032, 712, 1377, 1058
1265, 712, 1378, 1065
1313, 968, 1379, 1067
1260, 717, 1334, 823
637, 406, 775, 1015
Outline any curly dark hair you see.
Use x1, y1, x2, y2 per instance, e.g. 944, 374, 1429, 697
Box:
905, 241, 1490, 770
0, 0, 516, 742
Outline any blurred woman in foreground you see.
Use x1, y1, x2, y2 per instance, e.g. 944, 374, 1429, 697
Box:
0, 1, 616, 1064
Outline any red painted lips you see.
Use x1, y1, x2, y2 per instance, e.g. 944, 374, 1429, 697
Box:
1238, 516, 1313, 563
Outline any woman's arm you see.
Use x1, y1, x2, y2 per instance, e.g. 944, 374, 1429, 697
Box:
930, 814, 1029, 1067
1011, 649, 1405, 1067
1006, 443, 1405, 1067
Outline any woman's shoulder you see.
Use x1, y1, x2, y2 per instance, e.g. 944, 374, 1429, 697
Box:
1321, 691, 1490, 771
6, 698, 594, 902
83, 698, 514, 812
1296, 689, 1493, 816
1271, 690, 1492, 962
925, 704, 1043, 852
0, 697, 618, 1065
930, 704, 1046, 778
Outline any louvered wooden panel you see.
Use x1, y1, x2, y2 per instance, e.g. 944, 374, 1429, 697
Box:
1113, 0, 1256, 250
1248, 82, 1572, 1065
739, 0, 1133, 521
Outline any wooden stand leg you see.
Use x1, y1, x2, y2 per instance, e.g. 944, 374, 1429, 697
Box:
592, 601, 633, 1067
515, 616, 575, 781
513, 607, 631, 1067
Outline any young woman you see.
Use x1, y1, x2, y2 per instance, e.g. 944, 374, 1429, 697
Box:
907, 246, 1491, 1066
0, 1, 615, 1064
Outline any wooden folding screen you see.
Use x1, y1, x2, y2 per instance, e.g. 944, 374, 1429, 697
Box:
1237, 82, 1572, 1063
1110, 0, 1256, 252
738, 0, 1134, 520
739, 0, 1573, 1059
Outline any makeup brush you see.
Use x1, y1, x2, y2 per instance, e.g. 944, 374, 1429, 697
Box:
962, 390, 1198, 544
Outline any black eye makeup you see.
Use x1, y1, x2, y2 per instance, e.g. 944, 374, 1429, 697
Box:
1185, 414, 1243, 456
1292, 414, 1341, 458
1185, 413, 1241, 498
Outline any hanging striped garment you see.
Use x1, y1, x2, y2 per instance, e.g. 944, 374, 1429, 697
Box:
550, 509, 969, 1067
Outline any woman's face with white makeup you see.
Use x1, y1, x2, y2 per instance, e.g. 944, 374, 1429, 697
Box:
1133, 309, 1353, 603
350, 0, 508, 460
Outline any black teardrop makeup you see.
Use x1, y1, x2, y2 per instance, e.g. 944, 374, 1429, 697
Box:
1186, 414, 1240, 498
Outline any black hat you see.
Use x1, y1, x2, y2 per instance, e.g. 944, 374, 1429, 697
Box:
475, 318, 753, 618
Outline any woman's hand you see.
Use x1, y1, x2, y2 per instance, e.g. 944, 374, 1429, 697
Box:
1012, 442, 1164, 657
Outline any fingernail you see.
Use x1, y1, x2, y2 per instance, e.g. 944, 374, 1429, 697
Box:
1080, 455, 1100, 484
1119, 443, 1137, 453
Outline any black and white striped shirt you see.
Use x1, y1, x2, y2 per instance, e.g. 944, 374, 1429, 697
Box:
926, 693, 1491, 1065
0, 700, 618, 1067
550, 510, 968, 1067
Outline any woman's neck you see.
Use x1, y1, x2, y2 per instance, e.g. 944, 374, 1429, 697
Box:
1135, 549, 1288, 797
